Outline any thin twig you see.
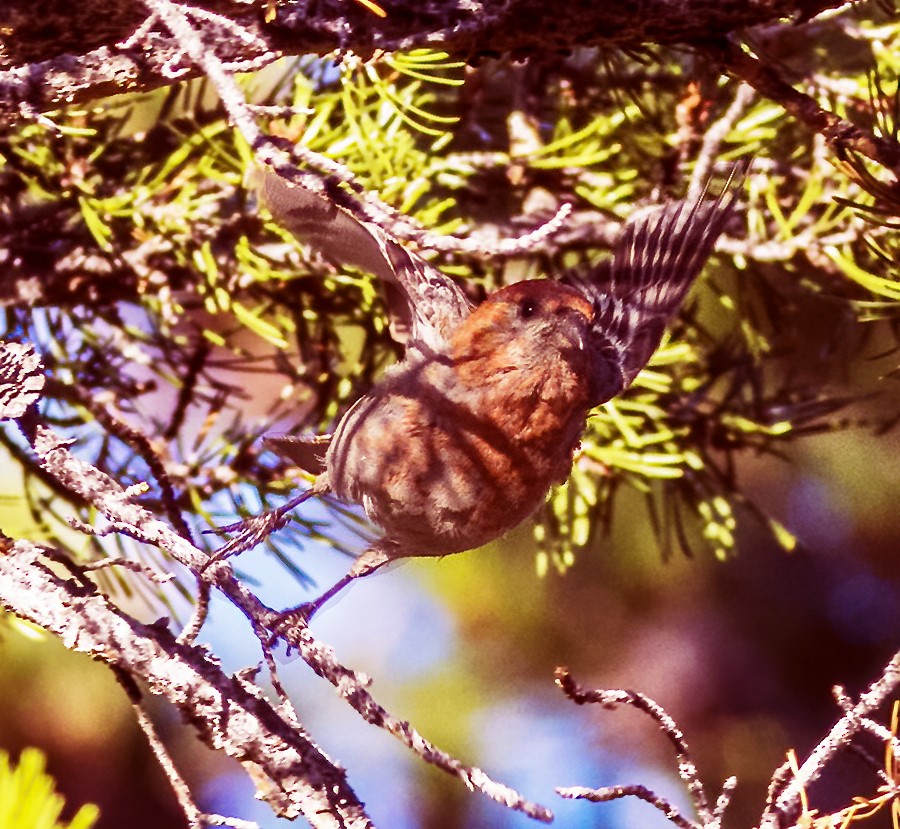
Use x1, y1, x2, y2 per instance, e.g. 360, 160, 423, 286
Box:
688, 83, 757, 202
555, 667, 712, 824
835, 682, 900, 767
719, 38, 900, 173
712, 777, 738, 827
123, 672, 254, 829
45, 377, 194, 542
248, 616, 300, 727
36, 542, 175, 588
760, 648, 900, 829
163, 337, 211, 441
857, 717, 900, 765
177, 577, 211, 644
556, 784, 699, 829
81, 556, 176, 585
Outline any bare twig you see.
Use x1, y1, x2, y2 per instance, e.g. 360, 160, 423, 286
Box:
687, 83, 757, 202
248, 615, 301, 727
713, 776, 738, 824
856, 717, 900, 765
759, 648, 900, 829
45, 377, 194, 541
176, 577, 211, 645
81, 556, 175, 585
719, 38, 900, 173
557, 784, 699, 829
163, 337, 211, 442
555, 667, 713, 825
833, 685, 900, 764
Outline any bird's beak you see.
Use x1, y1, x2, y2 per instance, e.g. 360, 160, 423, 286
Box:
555, 310, 589, 353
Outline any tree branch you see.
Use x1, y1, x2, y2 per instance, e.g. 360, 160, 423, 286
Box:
0, 538, 371, 829
557, 783, 700, 829
717, 38, 900, 173
9, 402, 553, 823
760, 648, 900, 829
555, 667, 717, 826
0, 0, 849, 119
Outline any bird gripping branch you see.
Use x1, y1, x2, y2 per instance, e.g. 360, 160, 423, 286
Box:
230, 165, 744, 621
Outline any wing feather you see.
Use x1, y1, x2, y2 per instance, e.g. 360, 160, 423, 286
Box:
576, 163, 745, 404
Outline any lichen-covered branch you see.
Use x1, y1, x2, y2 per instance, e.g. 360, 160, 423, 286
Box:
0, 538, 370, 829
555, 656, 900, 829
554, 668, 732, 829
0, 0, 848, 119
759, 648, 900, 829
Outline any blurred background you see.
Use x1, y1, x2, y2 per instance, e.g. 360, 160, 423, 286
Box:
2, 2, 900, 827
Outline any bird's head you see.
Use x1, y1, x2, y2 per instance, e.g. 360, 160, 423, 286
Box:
451, 280, 594, 363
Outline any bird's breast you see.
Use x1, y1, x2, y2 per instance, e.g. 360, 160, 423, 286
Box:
324, 351, 591, 556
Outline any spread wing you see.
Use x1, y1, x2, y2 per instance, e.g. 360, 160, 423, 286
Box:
572, 164, 745, 406
256, 167, 472, 352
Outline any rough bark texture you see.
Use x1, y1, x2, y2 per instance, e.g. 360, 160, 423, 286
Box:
0, 538, 373, 829
0, 0, 846, 116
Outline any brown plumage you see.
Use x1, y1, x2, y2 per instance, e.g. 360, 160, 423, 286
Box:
249, 169, 743, 619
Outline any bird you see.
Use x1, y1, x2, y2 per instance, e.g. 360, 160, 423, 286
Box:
228, 165, 743, 621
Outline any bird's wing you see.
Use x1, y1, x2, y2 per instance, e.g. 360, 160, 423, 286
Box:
576, 164, 745, 404
256, 168, 472, 351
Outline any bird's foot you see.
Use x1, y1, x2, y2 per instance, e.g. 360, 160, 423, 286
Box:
267, 601, 317, 645
201, 511, 288, 570
202, 489, 320, 568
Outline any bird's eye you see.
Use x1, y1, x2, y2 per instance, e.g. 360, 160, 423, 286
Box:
518, 298, 537, 319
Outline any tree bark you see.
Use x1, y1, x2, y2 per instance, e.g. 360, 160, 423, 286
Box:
0, 538, 374, 829
0, 0, 846, 117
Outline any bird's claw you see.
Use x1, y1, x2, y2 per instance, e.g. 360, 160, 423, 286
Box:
267, 602, 316, 645
203, 517, 248, 536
